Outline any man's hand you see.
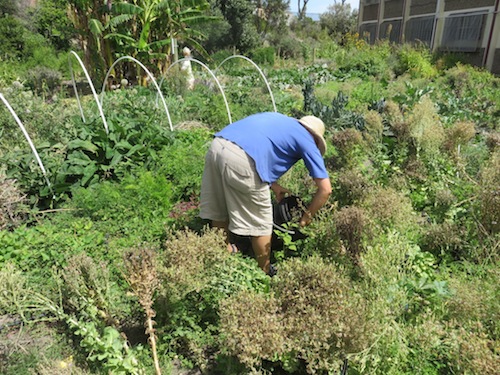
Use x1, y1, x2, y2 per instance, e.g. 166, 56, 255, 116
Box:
299, 210, 312, 227
270, 182, 292, 202
299, 178, 332, 226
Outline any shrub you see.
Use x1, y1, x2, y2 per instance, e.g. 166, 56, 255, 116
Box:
383, 99, 404, 124
419, 222, 465, 261
333, 205, 368, 265
360, 186, 417, 233
273, 257, 369, 373
337, 41, 394, 80
25, 66, 62, 98
443, 321, 499, 374
158, 228, 270, 369
475, 151, 500, 235
249, 46, 275, 66
272, 34, 302, 59
69, 171, 176, 241
446, 267, 499, 339
159, 228, 229, 299
443, 120, 476, 154
156, 128, 210, 201
406, 96, 445, 157
363, 109, 384, 146
485, 131, 500, 152
329, 128, 365, 169
335, 168, 370, 206
396, 45, 438, 79
60, 253, 125, 326
220, 257, 371, 372
0, 172, 27, 230
0, 15, 25, 60
219, 291, 284, 370
436, 64, 500, 129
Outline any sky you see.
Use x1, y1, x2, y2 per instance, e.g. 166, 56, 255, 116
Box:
290, 0, 359, 14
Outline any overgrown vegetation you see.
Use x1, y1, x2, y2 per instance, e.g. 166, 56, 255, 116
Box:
0, 2, 499, 374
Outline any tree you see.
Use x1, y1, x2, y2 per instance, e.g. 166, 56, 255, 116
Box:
0, 0, 18, 16
296, 0, 309, 20
213, 0, 259, 53
33, 0, 75, 50
319, 2, 357, 43
0, 15, 26, 59
254, 0, 290, 35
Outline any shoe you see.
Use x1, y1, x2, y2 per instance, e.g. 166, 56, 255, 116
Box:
229, 243, 238, 254
268, 263, 277, 277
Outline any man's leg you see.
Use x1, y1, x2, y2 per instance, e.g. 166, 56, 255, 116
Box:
252, 234, 272, 274
212, 220, 235, 253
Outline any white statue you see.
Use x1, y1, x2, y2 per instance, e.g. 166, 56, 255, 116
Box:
180, 47, 195, 90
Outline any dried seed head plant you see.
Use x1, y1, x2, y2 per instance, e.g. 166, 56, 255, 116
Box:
123, 246, 161, 375
0, 172, 27, 230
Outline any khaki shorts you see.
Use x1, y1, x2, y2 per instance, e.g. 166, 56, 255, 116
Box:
200, 137, 273, 236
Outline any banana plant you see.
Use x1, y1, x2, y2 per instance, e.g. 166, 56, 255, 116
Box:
67, 0, 113, 81
104, 0, 214, 82
66, 0, 215, 83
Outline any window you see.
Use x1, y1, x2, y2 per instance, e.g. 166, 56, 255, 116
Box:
380, 20, 402, 43
441, 13, 486, 52
405, 16, 435, 45
359, 23, 378, 44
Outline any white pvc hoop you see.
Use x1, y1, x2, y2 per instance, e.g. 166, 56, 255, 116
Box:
0, 93, 54, 197
157, 57, 233, 124
68, 51, 109, 134
216, 55, 277, 113
100, 55, 173, 131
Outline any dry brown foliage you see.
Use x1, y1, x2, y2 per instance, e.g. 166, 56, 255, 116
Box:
383, 100, 404, 125
485, 131, 500, 152
443, 120, 476, 154
477, 151, 500, 234
61, 253, 118, 326
363, 110, 384, 147
361, 186, 416, 231
0, 173, 27, 230
434, 188, 457, 210
419, 222, 464, 258
444, 321, 500, 374
333, 206, 368, 265
336, 168, 370, 206
160, 227, 229, 298
446, 270, 499, 327
275, 257, 369, 373
406, 313, 499, 374
331, 128, 364, 153
406, 96, 445, 156
330, 128, 365, 169
219, 291, 285, 369
219, 257, 370, 373
403, 157, 428, 182
123, 246, 161, 375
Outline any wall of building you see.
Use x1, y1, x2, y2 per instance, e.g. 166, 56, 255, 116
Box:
444, 0, 495, 12
410, 0, 438, 16
362, 4, 380, 21
357, 0, 500, 74
492, 49, 500, 74
384, 0, 405, 18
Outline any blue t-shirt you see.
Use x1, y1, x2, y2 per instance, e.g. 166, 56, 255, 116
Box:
215, 112, 328, 184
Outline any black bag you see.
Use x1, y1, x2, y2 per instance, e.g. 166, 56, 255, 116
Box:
230, 195, 308, 256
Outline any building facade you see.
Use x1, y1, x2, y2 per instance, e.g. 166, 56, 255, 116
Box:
357, 0, 500, 74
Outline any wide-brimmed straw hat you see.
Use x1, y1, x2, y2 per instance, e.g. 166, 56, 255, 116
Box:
298, 115, 327, 155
